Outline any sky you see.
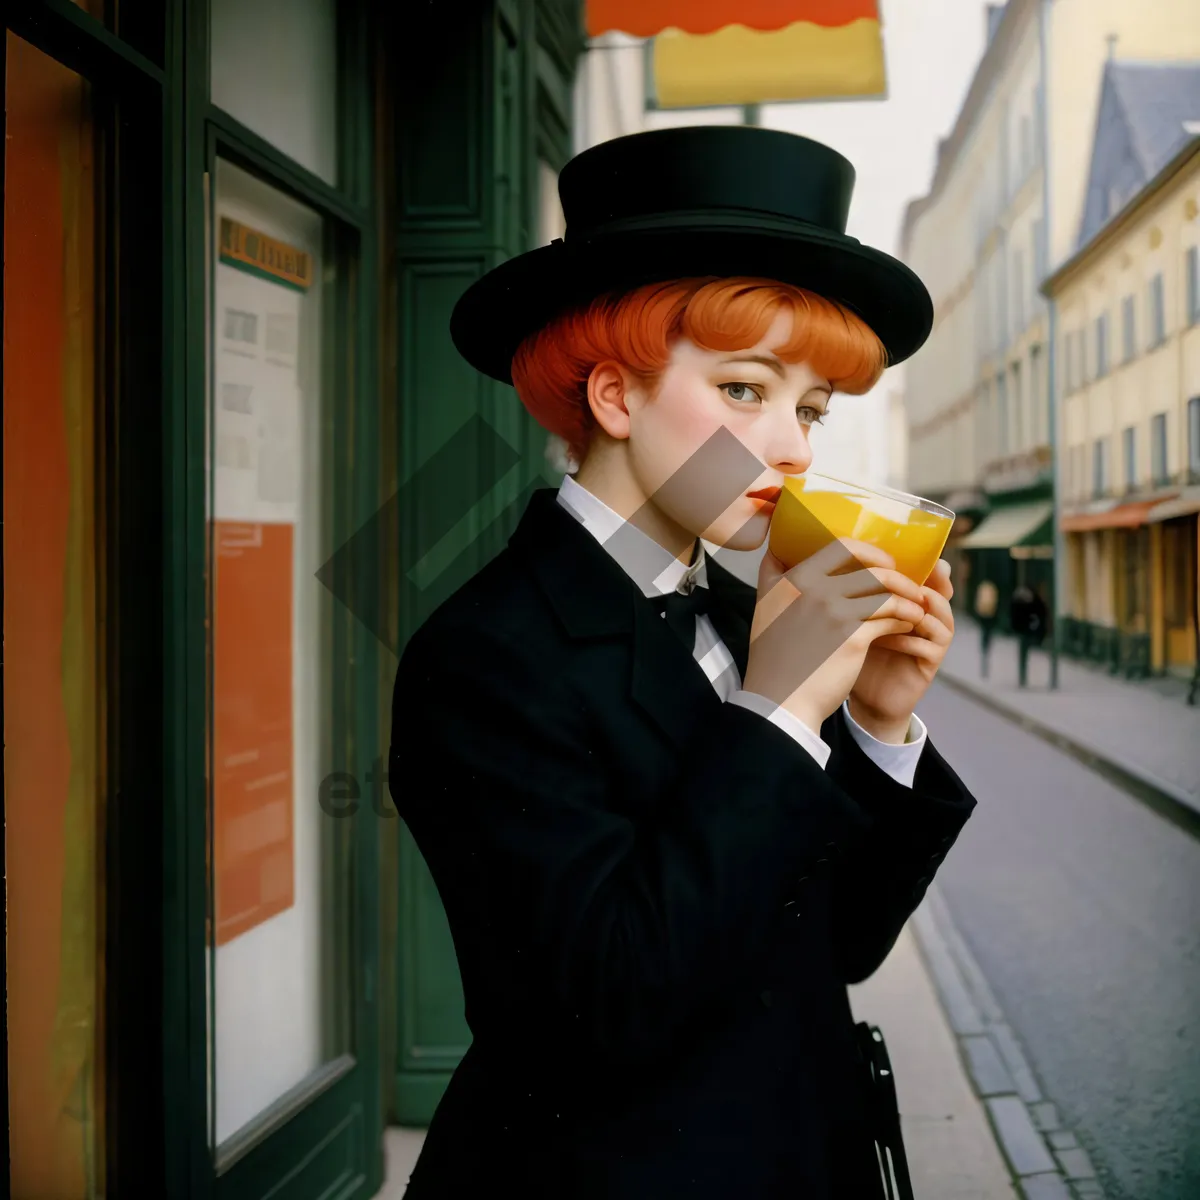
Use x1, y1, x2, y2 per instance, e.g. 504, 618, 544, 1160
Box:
746, 0, 995, 490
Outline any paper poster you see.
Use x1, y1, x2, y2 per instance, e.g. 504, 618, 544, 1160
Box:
211, 216, 310, 944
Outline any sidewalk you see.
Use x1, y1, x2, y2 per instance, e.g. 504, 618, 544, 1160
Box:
375, 922, 1018, 1199
938, 622, 1200, 814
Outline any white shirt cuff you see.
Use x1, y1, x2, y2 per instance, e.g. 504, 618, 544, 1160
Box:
726, 691, 831, 770
841, 700, 927, 790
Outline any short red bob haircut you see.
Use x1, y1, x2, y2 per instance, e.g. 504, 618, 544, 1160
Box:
511, 276, 888, 462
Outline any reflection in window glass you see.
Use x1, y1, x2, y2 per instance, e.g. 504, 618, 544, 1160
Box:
210, 0, 338, 184
208, 158, 349, 1149
4, 32, 105, 1199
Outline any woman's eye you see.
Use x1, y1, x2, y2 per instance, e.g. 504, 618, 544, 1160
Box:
720, 383, 761, 403
797, 406, 825, 426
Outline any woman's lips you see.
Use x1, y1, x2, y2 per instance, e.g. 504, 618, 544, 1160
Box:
747, 486, 781, 513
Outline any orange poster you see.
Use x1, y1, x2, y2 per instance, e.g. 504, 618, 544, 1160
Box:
212, 520, 296, 944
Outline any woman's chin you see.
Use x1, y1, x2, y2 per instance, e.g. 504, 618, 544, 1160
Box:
703, 512, 771, 552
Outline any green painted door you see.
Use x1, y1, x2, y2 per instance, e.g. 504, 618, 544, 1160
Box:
390, 0, 582, 1126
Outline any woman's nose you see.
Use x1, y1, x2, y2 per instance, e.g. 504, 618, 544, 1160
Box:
765, 423, 813, 476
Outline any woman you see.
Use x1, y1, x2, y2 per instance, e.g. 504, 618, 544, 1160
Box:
389, 126, 976, 1198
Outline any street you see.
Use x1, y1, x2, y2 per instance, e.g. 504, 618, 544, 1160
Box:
918, 680, 1200, 1200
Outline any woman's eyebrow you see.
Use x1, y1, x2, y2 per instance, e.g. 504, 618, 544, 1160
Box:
718, 354, 786, 377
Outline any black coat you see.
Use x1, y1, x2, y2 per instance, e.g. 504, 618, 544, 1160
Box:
389, 488, 977, 1199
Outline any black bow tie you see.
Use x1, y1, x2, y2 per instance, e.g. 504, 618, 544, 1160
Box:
652, 585, 711, 648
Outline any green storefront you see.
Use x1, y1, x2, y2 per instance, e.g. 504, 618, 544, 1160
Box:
2, 0, 584, 1196
955, 483, 1055, 634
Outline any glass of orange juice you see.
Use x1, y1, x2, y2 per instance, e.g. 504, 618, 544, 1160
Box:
768, 472, 955, 585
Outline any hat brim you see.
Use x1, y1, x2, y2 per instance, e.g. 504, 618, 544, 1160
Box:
450, 224, 933, 385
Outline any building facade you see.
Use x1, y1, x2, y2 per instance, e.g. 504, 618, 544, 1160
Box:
1043, 61, 1199, 683
899, 0, 1200, 629
4, 0, 587, 1196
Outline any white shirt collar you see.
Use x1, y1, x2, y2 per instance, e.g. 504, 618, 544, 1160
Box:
557, 474, 708, 598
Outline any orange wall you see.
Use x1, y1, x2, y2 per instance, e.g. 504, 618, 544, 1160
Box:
4, 32, 102, 1198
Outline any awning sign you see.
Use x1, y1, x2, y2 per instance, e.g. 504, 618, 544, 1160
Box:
587, 1, 886, 108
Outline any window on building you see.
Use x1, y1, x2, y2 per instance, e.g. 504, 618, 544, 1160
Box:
1032, 216, 1047, 283
211, 0, 338, 185
1070, 444, 1085, 501
1188, 395, 1200, 476
1012, 359, 1024, 448
1094, 311, 1109, 378
1148, 272, 1166, 346
1123, 425, 1136, 491
1092, 437, 1108, 498
1030, 344, 1044, 443
1121, 294, 1136, 362
1187, 246, 1199, 327
996, 371, 1009, 454
1151, 412, 1168, 484
1012, 249, 1024, 334
1163, 518, 1196, 643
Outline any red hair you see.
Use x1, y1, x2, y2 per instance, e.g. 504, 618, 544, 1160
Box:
511, 277, 887, 461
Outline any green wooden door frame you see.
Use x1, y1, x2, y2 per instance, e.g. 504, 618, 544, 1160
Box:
387, 0, 584, 1129
6, 0, 386, 1195
174, 0, 386, 1196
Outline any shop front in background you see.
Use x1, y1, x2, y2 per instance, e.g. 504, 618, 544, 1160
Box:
4, 1, 385, 1196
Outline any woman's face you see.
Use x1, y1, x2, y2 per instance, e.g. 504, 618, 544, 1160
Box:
623, 308, 831, 550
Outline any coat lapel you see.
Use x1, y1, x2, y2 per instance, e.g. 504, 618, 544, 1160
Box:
509, 488, 721, 752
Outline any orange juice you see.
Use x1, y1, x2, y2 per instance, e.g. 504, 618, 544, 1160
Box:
768, 473, 954, 585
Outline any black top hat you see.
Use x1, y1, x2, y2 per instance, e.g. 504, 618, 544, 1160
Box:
450, 125, 933, 384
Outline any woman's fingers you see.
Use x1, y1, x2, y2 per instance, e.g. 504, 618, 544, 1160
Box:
843, 591, 926, 627
838, 565, 924, 605
925, 559, 954, 600
920, 585, 956, 634
871, 632, 944, 661
788, 537, 893, 590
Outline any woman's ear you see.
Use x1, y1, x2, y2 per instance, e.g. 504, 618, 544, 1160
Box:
586, 361, 634, 442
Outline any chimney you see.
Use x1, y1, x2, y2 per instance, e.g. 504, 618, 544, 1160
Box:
986, 3, 1007, 47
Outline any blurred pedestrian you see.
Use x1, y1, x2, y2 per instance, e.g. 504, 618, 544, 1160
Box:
1009, 584, 1045, 688
973, 578, 999, 678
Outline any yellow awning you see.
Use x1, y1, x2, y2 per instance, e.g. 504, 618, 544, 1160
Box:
956, 501, 1054, 550
587, 1, 887, 109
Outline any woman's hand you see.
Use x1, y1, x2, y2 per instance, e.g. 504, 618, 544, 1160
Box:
848, 560, 955, 743
744, 540, 927, 734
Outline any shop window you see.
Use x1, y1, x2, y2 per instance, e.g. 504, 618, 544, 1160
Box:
4, 32, 106, 1198
1163, 518, 1195, 633
211, 0, 338, 184
208, 159, 350, 1150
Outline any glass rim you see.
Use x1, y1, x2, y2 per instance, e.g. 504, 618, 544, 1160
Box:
794, 471, 956, 520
